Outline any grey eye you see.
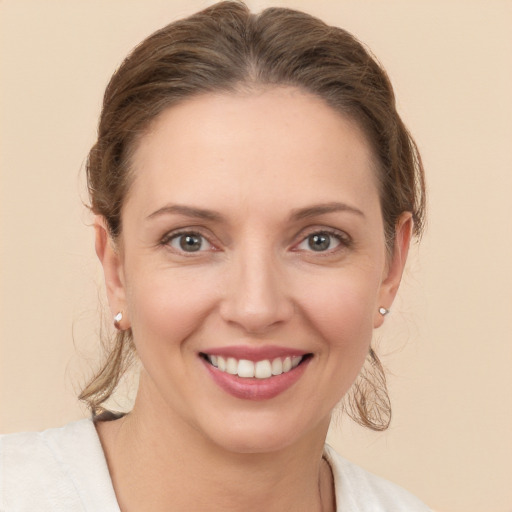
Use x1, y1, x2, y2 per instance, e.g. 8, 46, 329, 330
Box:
296, 231, 342, 252
307, 233, 331, 251
169, 233, 210, 252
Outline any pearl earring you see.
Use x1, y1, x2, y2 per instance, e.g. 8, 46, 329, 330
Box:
378, 307, 390, 316
113, 312, 123, 329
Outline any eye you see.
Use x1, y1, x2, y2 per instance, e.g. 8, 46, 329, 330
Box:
166, 232, 213, 253
295, 231, 345, 252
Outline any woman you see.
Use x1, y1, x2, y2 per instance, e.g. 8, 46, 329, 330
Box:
0, 2, 429, 510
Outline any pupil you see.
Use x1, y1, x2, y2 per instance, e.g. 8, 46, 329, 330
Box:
180, 234, 201, 252
309, 234, 330, 251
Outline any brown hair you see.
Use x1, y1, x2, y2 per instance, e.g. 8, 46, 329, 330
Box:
81, 1, 425, 431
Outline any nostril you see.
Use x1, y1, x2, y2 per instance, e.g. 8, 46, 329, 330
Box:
219, 291, 295, 333
218, 258, 295, 333
219, 304, 293, 334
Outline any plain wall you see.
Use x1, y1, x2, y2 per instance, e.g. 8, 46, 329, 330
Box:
1, 1, 511, 511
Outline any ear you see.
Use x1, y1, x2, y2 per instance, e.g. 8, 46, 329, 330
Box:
374, 212, 413, 328
94, 216, 128, 329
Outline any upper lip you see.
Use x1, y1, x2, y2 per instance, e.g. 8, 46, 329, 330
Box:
200, 345, 310, 361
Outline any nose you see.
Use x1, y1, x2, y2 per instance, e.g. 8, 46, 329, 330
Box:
219, 247, 294, 335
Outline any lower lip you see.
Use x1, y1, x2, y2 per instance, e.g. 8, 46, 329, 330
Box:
202, 357, 311, 401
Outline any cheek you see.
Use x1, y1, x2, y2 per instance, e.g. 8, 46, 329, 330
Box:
125, 267, 219, 352
301, 266, 379, 332
296, 268, 381, 375
285, 273, 379, 415
312, 289, 375, 363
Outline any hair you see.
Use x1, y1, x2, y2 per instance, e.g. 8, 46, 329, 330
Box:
81, 1, 426, 431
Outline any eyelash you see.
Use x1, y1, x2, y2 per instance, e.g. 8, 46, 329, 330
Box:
160, 230, 216, 254
159, 227, 351, 255
293, 228, 352, 255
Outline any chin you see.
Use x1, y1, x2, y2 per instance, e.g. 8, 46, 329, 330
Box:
194, 408, 330, 455
209, 428, 299, 455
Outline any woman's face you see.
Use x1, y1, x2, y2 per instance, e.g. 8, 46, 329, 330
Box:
98, 87, 411, 453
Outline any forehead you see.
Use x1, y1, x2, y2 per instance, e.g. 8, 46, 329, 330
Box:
126, 87, 380, 219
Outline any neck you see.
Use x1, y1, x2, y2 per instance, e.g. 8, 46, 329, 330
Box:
97, 374, 335, 512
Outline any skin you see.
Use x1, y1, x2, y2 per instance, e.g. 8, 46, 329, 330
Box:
95, 87, 412, 512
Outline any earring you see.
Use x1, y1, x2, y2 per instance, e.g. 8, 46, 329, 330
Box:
113, 312, 123, 329
378, 307, 390, 316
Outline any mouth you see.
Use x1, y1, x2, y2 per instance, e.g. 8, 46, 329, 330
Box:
200, 353, 312, 380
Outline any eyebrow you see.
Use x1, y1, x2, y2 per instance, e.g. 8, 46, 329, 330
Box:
146, 204, 224, 222
289, 202, 365, 221
146, 201, 364, 223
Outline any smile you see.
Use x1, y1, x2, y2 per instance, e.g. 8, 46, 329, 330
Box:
204, 354, 305, 380
200, 349, 312, 400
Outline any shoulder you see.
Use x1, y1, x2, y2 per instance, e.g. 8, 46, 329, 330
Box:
0, 419, 119, 511
324, 444, 431, 512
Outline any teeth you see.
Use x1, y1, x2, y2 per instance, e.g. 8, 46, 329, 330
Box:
237, 359, 255, 378
206, 354, 304, 380
271, 358, 283, 375
255, 360, 272, 379
291, 356, 302, 367
226, 357, 238, 375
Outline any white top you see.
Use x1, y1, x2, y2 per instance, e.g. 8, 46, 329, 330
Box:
0, 419, 430, 511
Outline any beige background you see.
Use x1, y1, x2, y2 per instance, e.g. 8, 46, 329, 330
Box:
1, 1, 511, 511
